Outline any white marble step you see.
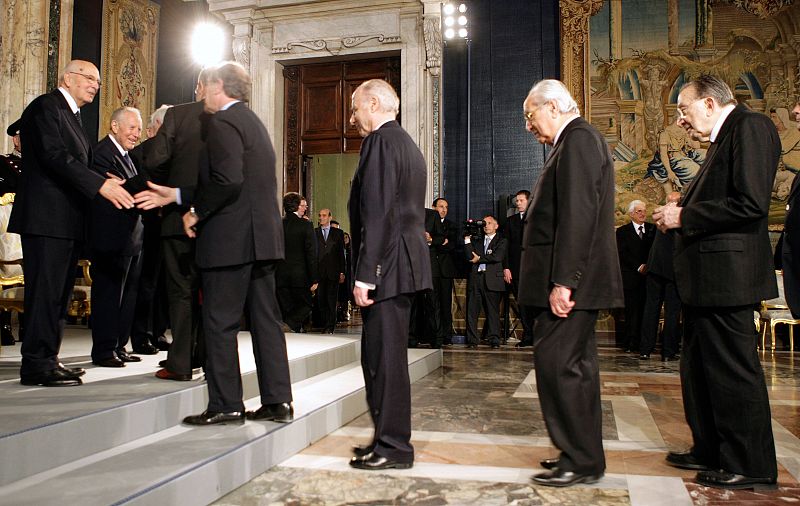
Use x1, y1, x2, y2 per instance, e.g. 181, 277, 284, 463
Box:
0, 333, 362, 486
0, 348, 441, 506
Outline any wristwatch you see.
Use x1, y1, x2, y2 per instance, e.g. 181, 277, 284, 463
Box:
189, 205, 197, 216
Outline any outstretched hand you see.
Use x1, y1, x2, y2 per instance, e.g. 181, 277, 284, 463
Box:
99, 178, 134, 209
134, 181, 178, 210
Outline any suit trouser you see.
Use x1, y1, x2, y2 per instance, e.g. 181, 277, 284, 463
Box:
681, 305, 777, 478
131, 212, 164, 346
317, 277, 339, 329
202, 261, 292, 412
510, 276, 535, 344
361, 294, 414, 463
277, 286, 312, 330
622, 275, 646, 349
19, 234, 82, 376
432, 276, 453, 339
162, 236, 203, 375
639, 274, 681, 357
90, 253, 142, 361
466, 273, 502, 345
532, 308, 605, 474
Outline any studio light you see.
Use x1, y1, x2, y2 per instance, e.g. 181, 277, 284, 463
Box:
442, 2, 468, 40
191, 22, 225, 67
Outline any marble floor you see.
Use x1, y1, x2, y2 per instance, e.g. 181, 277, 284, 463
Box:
216, 344, 800, 506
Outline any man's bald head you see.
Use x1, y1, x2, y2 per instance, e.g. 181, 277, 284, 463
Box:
59, 60, 101, 108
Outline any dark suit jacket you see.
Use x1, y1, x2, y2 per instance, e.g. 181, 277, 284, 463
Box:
316, 226, 345, 281
431, 217, 457, 278
9, 90, 105, 239
616, 221, 656, 287
464, 234, 508, 292
277, 212, 317, 287
192, 102, 284, 269
501, 212, 525, 278
783, 175, 800, 316
88, 136, 147, 256
647, 230, 675, 281
518, 117, 624, 310
674, 105, 778, 306
348, 120, 432, 301
137, 100, 209, 237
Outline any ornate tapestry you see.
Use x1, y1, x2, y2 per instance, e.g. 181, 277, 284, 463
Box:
100, 0, 159, 137
561, 0, 798, 227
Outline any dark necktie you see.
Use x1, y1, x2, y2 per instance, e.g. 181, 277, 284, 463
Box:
638, 225, 643, 239
122, 153, 136, 177
75, 110, 83, 127
323, 227, 329, 241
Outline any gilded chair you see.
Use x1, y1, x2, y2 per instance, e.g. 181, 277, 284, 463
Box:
760, 270, 797, 351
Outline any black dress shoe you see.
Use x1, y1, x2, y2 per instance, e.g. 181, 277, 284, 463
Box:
531, 469, 603, 487
132, 342, 159, 355
349, 453, 413, 470
515, 340, 533, 348
665, 451, 710, 471
57, 363, 86, 377
20, 368, 83, 387
696, 469, 777, 490
246, 402, 294, 423
116, 350, 141, 362
93, 357, 126, 368
183, 410, 245, 426
540, 458, 559, 470
158, 359, 168, 368
1, 324, 15, 345
155, 336, 171, 351
352, 444, 375, 458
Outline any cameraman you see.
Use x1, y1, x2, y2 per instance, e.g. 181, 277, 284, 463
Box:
464, 215, 508, 348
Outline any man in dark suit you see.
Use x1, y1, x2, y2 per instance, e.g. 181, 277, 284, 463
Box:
88, 107, 149, 367
429, 198, 458, 346
134, 71, 212, 381
502, 190, 535, 347
276, 192, 318, 332
180, 61, 293, 426
639, 191, 682, 361
347, 79, 431, 470
10, 60, 134, 387
518, 79, 623, 487
616, 199, 656, 353
464, 215, 508, 349
315, 208, 345, 333
783, 101, 800, 319
654, 74, 778, 490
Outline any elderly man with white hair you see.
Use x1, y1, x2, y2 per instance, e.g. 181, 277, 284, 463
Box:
517, 79, 623, 487
616, 199, 655, 355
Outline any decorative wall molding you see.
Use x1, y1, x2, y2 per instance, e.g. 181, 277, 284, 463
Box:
342, 34, 401, 47
273, 34, 401, 55
423, 16, 442, 77
559, 0, 605, 117
273, 39, 328, 54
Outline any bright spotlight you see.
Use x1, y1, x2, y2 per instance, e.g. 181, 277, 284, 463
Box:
445, 16, 455, 27
459, 3, 467, 12
458, 15, 467, 26
445, 28, 456, 39
191, 22, 225, 67
458, 28, 468, 38
443, 3, 455, 15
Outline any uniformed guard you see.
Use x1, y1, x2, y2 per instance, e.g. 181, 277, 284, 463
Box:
0, 119, 23, 345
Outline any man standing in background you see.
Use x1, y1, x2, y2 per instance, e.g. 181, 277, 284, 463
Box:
315, 208, 345, 334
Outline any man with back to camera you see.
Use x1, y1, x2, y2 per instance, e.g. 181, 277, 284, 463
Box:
180, 61, 293, 426
11, 60, 134, 387
518, 79, 623, 487
653, 74, 778, 490
277, 192, 318, 333
347, 78, 431, 470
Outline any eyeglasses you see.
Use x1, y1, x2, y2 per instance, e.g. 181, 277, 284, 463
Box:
68, 71, 102, 87
676, 98, 703, 120
523, 103, 547, 122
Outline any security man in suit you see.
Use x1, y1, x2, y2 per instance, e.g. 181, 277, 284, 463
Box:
502, 190, 535, 347
430, 198, 458, 345
347, 79, 431, 470
181, 61, 293, 426
519, 79, 623, 487
654, 74, 778, 490
464, 215, 508, 349
88, 107, 149, 367
315, 208, 345, 334
616, 199, 656, 353
10, 60, 134, 387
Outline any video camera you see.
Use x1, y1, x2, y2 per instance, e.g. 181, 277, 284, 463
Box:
463, 218, 486, 237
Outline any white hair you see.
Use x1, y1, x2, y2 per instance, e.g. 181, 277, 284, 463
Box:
356, 79, 400, 115
627, 199, 645, 214
528, 79, 580, 115
148, 104, 171, 129
110, 106, 141, 125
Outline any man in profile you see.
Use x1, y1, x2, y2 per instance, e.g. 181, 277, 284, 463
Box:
11, 60, 134, 387
181, 61, 293, 426
348, 79, 431, 470
654, 74, 778, 490
518, 79, 623, 487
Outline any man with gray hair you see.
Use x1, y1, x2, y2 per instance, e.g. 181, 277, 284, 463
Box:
347, 79, 431, 470
518, 79, 623, 486
654, 74, 778, 489
616, 199, 655, 355
145, 104, 171, 139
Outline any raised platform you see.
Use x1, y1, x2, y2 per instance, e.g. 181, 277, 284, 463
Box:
0, 330, 441, 505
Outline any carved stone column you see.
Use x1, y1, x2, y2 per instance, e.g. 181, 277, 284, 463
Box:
231, 20, 252, 68
559, 0, 605, 119
422, 0, 443, 198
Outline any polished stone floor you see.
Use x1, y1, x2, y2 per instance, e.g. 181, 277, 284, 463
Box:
216, 343, 800, 506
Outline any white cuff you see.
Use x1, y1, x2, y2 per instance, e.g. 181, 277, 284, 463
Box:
355, 280, 376, 290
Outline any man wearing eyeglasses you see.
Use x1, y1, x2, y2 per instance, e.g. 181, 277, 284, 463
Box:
654, 74, 778, 490
9, 59, 134, 387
